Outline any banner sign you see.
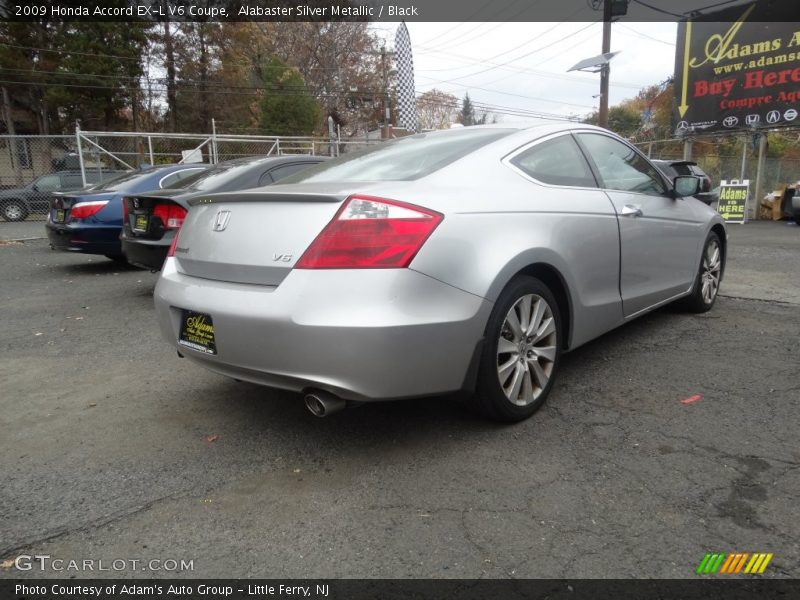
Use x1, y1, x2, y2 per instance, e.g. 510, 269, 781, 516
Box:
673, 1, 800, 135
717, 179, 750, 224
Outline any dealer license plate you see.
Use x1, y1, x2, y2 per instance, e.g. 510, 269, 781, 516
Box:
178, 310, 217, 355
134, 214, 149, 232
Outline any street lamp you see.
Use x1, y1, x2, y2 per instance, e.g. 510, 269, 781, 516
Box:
567, 51, 619, 129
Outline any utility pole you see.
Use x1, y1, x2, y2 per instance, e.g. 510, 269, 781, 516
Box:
381, 46, 391, 132
598, 0, 613, 129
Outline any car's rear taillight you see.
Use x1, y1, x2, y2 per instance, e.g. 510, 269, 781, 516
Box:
70, 200, 109, 220
153, 203, 187, 229
295, 195, 443, 269
122, 197, 130, 220
167, 229, 180, 258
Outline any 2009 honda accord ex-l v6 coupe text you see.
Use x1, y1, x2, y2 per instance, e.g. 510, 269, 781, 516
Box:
153, 124, 726, 422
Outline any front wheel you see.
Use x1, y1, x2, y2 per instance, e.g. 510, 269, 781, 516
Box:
1, 200, 28, 222
678, 231, 723, 313
471, 276, 563, 422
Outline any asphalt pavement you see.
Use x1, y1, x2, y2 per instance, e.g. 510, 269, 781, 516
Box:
0, 219, 798, 579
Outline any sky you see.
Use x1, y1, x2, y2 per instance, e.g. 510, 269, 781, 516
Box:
371, 20, 679, 123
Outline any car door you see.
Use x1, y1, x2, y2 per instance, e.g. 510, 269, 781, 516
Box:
504, 132, 625, 345
576, 131, 704, 318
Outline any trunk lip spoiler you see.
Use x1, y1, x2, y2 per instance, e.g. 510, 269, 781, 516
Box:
187, 192, 348, 207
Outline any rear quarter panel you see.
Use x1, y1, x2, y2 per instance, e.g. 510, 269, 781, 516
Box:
405, 155, 625, 349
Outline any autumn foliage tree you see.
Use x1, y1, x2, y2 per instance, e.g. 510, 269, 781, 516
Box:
417, 89, 458, 130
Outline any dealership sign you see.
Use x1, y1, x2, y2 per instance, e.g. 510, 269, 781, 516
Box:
673, 3, 800, 134
717, 180, 750, 224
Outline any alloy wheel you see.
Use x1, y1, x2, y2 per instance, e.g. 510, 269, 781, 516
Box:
701, 238, 721, 305
496, 294, 557, 406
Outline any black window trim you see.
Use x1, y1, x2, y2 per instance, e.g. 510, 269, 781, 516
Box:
502, 131, 600, 190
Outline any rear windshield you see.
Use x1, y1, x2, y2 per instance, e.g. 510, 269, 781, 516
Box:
176, 161, 264, 192
88, 169, 160, 192
281, 128, 515, 183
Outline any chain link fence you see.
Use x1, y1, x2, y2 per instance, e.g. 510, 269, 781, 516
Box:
635, 136, 800, 195
0, 128, 383, 222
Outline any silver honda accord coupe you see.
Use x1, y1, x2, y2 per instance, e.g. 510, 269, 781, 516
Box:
153, 123, 726, 422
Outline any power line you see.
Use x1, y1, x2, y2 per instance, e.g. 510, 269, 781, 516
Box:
616, 24, 675, 46
419, 0, 537, 53
630, 0, 685, 18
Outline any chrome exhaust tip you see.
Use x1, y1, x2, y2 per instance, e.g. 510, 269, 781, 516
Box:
304, 389, 347, 418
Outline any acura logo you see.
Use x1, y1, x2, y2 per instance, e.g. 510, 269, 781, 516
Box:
212, 210, 231, 232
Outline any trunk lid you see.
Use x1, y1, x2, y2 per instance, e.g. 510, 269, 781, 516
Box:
51, 192, 117, 223
173, 187, 352, 286
124, 192, 194, 240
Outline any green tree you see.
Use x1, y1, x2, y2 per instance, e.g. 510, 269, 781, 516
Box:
259, 57, 320, 136
459, 93, 475, 126
46, 20, 150, 131
584, 105, 642, 138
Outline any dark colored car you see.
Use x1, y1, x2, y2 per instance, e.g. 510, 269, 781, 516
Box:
46, 164, 209, 261
121, 155, 328, 270
652, 160, 713, 204
786, 188, 799, 224
0, 170, 121, 222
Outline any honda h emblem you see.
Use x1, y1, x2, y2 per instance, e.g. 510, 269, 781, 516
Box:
212, 210, 231, 232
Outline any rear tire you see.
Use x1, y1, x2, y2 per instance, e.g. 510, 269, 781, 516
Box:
470, 276, 563, 422
678, 231, 723, 313
1, 200, 28, 222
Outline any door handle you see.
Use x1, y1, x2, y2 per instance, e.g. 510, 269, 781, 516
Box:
621, 204, 643, 217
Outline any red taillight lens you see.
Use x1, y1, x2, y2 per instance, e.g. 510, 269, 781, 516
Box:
152, 203, 187, 229
295, 195, 443, 269
70, 200, 108, 220
122, 197, 130, 220
167, 229, 180, 258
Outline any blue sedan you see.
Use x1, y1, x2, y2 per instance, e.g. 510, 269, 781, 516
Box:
46, 164, 208, 261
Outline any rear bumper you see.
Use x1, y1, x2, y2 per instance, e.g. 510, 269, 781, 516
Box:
121, 236, 170, 271
46, 222, 122, 255
154, 260, 492, 401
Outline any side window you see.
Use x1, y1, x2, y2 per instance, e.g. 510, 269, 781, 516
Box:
63, 174, 85, 189
268, 163, 317, 183
258, 171, 274, 187
578, 133, 666, 196
159, 172, 183, 189
34, 175, 62, 192
510, 135, 596, 188
160, 168, 206, 189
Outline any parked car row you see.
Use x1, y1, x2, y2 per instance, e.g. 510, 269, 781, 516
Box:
45, 156, 327, 265
40, 127, 726, 422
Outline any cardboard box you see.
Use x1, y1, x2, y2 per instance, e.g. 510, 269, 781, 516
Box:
761, 185, 789, 220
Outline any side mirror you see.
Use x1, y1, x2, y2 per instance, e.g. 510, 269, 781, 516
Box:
672, 175, 700, 198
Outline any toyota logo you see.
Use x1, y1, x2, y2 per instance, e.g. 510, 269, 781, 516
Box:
723, 116, 738, 127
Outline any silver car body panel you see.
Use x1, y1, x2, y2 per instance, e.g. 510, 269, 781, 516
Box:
153, 122, 726, 401
156, 260, 492, 400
